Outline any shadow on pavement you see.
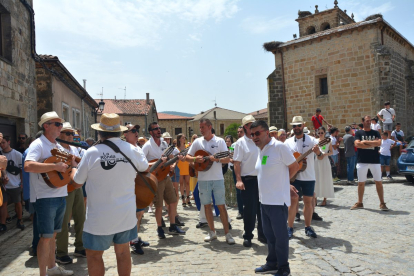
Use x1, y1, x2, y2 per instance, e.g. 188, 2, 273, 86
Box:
295, 236, 355, 254
363, 208, 410, 215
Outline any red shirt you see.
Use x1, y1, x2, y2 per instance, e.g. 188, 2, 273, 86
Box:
311, 115, 324, 129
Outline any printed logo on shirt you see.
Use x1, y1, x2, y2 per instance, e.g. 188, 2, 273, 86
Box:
100, 152, 128, 170
6, 160, 21, 176
361, 135, 377, 150
211, 144, 218, 148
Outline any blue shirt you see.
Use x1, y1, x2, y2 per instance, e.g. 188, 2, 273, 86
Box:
22, 149, 30, 201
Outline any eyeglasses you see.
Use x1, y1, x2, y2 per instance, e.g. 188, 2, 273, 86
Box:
150, 127, 160, 131
318, 132, 325, 135
18, 137, 26, 140
61, 132, 75, 136
292, 124, 302, 128
47, 122, 63, 127
125, 129, 138, 133
250, 130, 266, 137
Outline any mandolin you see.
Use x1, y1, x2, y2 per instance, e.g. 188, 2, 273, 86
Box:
41, 149, 81, 192
193, 150, 232, 172
290, 137, 331, 183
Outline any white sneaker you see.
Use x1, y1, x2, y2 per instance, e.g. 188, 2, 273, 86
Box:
47, 265, 74, 275
204, 231, 217, 242
148, 206, 153, 213
225, 233, 235, 245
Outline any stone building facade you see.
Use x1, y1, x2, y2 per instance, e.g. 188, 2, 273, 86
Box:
158, 113, 193, 139
249, 108, 268, 122
264, 4, 414, 136
36, 55, 97, 139
97, 94, 158, 138
0, 0, 36, 146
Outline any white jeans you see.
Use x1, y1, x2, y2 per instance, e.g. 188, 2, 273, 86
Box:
356, 163, 382, 182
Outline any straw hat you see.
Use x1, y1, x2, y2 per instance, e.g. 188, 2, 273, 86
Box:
38, 111, 64, 127
303, 127, 310, 134
61, 122, 75, 132
242, 115, 256, 126
138, 137, 146, 141
269, 126, 278, 133
91, 113, 127, 132
277, 129, 286, 136
162, 132, 172, 139
290, 116, 305, 125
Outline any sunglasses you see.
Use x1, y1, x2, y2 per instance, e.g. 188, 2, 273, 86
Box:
292, 124, 302, 128
150, 127, 160, 131
73, 138, 80, 141
18, 137, 26, 140
318, 132, 325, 135
61, 132, 75, 136
125, 129, 138, 133
47, 122, 63, 127
250, 130, 266, 137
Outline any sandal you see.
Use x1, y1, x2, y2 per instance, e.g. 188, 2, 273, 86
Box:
186, 196, 192, 206
181, 195, 186, 207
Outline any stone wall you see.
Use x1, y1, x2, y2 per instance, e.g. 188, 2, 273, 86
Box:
0, 0, 36, 141
267, 65, 286, 129
159, 119, 191, 139
188, 119, 242, 139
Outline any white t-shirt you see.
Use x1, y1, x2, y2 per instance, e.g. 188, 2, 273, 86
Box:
73, 138, 149, 235
142, 137, 178, 161
330, 135, 339, 155
378, 108, 395, 124
391, 130, 404, 141
285, 134, 318, 181
255, 138, 296, 206
188, 135, 228, 181
233, 135, 259, 176
371, 123, 381, 131
2, 149, 22, 189
379, 139, 395, 156
25, 135, 67, 202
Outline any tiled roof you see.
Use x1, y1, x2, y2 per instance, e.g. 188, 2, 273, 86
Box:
96, 99, 155, 115
38, 55, 58, 60
191, 107, 247, 121
249, 108, 268, 118
158, 113, 193, 120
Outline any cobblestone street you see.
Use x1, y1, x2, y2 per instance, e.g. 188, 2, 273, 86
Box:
0, 177, 413, 276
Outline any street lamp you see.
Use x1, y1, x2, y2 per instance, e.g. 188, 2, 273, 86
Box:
92, 99, 105, 140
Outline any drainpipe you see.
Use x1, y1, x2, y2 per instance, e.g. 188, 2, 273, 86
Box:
82, 79, 86, 140
280, 50, 288, 130
145, 113, 148, 138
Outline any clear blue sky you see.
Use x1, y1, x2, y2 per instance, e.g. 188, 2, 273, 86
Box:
35, 0, 414, 115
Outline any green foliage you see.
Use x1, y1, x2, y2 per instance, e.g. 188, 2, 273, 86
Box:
223, 123, 240, 140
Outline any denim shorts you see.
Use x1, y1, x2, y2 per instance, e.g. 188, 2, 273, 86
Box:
171, 166, 180, 182
198, 179, 226, 205
33, 197, 66, 238
383, 123, 393, 131
83, 225, 137, 251
291, 180, 315, 197
380, 154, 391, 166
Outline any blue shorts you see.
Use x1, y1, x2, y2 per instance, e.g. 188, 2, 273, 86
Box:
380, 154, 391, 166
33, 197, 66, 238
291, 180, 315, 197
83, 225, 137, 251
171, 166, 180, 182
198, 179, 226, 206
331, 154, 338, 164
136, 208, 145, 212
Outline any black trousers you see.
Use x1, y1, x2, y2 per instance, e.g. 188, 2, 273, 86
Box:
241, 176, 264, 240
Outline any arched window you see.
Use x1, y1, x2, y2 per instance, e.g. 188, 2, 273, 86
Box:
306, 26, 316, 35
321, 22, 331, 31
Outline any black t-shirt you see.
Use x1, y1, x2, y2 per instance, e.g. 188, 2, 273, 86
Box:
355, 129, 381, 164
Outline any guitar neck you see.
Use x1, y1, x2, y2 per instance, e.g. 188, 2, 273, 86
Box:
149, 146, 175, 173
296, 149, 313, 162
164, 148, 189, 166
203, 151, 230, 160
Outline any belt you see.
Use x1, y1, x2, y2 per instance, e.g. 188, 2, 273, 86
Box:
242, 175, 257, 180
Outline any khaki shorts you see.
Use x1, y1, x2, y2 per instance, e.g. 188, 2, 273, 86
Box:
153, 177, 177, 207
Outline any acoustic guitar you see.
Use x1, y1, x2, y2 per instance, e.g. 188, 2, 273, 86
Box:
290, 137, 331, 183
193, 150, 232, 172
41, 149, 81, 192
147, 145, 176, 181
158, 147, 190, 179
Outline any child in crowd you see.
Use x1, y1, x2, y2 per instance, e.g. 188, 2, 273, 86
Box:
379, 132, 395, 180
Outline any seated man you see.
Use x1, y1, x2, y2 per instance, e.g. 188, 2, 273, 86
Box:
391, 123, 406, 154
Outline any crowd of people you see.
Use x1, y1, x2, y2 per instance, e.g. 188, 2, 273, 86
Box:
0, 101, 407, 276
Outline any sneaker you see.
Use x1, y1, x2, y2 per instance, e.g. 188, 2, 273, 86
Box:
157, 227, 166, 239
225, 233, 235, 245
386, 175, 393, 180
5, 217, 12, 224
254, 264, 278, 274
287, 227, 294, 239
0, 224, 6, 232
16, 220, 25, 231
204, 231, 217, 242
275, 267, 291, 276
130, 241, 144, 255
73, 249, 86, 258
380, 203, 389, 211
236, 213, 243, 220
47, 265, 74, 275
312, 212, 323, 221
243, 239, 252, 247
305, 226, 317, 238
138, 237, 150, 247
350, 202, 364, 210
148, 206, 153, 213
196, 222, 208, 229
175, 216, 185, 226
295, 213, 300, 222
168, 224, 186, 235
55, 255, 73, 265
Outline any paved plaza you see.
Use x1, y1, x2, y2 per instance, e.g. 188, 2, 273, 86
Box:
0, 177, 413, 276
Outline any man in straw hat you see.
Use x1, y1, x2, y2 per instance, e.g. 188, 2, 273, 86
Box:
233, 115, 266, 247
285, 116, 324, 239
70, 113, 149, 276
24, 111, 73, 276
269, 126, 278, 139
55, 122, 86, 265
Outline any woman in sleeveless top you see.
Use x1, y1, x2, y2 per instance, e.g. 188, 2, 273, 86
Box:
177, 134, 191, 206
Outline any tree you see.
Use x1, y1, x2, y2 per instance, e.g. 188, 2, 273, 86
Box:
223, 123, 240, 140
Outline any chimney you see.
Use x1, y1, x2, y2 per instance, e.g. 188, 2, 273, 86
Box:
115, 95, 116, 100
257, 111, 259, 114
146, 93, 150, 105
83, 79, 86, 89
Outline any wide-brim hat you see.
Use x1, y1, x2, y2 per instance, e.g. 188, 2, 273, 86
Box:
162, 132, 172, 139
138, 137, 146, 141
38, 111, 65, 127
61, 122, 75, 132
303, 127, 310, 134
269, 126, 278, 133
91, 113, 127, 132
242, 115, 256, 126
290, 116, 305, 125
125, 124, 140, 131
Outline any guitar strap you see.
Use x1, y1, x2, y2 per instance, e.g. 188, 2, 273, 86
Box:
100, 140, 156, 195
313, 115, 322, 126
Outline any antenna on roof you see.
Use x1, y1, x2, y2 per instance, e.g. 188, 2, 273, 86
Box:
119, 86, 126, 99
97, 87, 103, 100
212, 97, 217, 107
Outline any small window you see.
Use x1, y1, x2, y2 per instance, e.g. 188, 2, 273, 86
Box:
175, 128, 182, 135
320, 78, 328, 95
0, 5, 12, 62
315, 75, 328, 97
62, 103, 70, 122
307, 26, 316, 35
220, 124, 224, 135
321, 22, 331, 31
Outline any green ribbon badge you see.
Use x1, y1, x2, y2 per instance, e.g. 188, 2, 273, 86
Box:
262, 156, 268, 165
